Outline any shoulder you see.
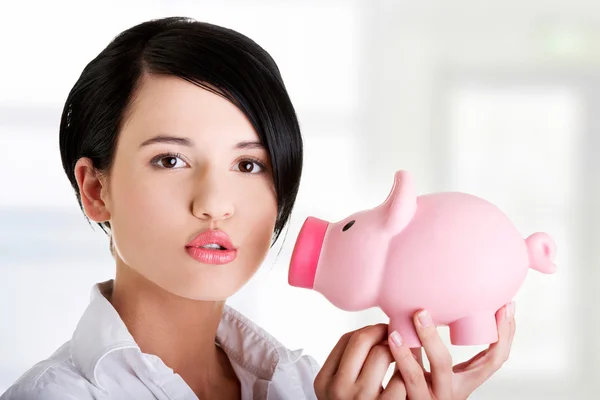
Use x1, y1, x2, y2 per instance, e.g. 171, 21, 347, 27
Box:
1, 342, 100, 400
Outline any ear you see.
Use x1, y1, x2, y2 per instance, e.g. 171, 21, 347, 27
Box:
74, 157, 111, 223
383, 170, 417, 233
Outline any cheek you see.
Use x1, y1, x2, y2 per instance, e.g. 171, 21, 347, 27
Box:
238, 181, 278, 248
109, 171, 187, 245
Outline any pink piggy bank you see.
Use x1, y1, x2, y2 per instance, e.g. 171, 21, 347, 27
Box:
288, 170, 557, 348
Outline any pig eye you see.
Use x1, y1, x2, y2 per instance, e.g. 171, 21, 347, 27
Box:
342, 220, 355, 231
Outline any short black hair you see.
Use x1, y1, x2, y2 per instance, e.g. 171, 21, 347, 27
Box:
59, 16, 303, 248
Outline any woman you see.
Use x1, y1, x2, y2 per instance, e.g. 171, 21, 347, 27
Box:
1, 17, 515, 400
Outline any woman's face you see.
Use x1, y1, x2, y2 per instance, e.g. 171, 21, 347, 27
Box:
98, 74, 277, 300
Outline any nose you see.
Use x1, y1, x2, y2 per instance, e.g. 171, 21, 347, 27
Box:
191, 173, 235, 222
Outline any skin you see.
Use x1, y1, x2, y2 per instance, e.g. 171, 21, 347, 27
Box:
74, 73, 277, 399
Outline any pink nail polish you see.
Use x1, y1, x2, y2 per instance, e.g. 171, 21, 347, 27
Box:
418, 310, 432, 327
504, 302, 515, 320
390, 331, 403, 347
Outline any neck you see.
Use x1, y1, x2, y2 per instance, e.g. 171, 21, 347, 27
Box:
108, 260, 239, 396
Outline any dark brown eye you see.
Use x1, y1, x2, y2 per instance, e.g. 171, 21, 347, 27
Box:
160, 157, 179, 168
152, 153, 187, 169
236, 160, 265, 174
239, 161, 255, 173
342, 220, 355, 231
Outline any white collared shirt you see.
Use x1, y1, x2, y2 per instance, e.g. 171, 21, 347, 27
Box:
1, 281, 319, 400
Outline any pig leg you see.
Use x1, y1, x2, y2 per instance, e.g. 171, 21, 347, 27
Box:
449, 312, 498, 345
389, 315, 422, 348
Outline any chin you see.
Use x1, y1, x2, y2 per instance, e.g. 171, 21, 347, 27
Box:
132, 251, 258, 301
158, 274, 247, 301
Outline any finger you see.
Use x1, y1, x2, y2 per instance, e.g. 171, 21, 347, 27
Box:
336, 323, 389, 382
356, 344, 395, 397
414, 310, 453, 398
456, 302, 515, 394
453, 305, 515, 374
484, 302, 515, 369
379, 370, 407, 400
452, 349, 487, 373
411, 347, 425, 368
506, 303, 517, 349
388, 330, 431, 399
390, 347, 424, 370
317, 328, 356, 382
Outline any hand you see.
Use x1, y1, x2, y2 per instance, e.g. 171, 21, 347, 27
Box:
314, 302, 515, 399
385, 302, 516, 400
314, 323, 401, 399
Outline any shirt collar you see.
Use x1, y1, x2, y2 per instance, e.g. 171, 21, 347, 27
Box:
70, 280, 303, 390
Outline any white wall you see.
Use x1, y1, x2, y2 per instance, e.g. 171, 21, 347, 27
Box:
1, 1, 598, 398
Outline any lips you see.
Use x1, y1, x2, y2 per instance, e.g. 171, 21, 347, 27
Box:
186, 230, 235, 250
185, 230, 238, 265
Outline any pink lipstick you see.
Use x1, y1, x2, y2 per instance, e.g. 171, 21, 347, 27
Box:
185, 230, 237, 265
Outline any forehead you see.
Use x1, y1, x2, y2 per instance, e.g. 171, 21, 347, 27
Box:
121, 74, 258, 144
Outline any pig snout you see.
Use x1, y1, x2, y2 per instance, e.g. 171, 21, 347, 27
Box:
288, 217, 329, 289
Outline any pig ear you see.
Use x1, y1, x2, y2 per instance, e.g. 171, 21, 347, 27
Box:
383, 170, 417, 233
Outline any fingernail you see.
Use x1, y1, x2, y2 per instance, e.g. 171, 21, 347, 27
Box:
390, 331, 403, 347
506, 302, 515, 319
418, 310, 432, 327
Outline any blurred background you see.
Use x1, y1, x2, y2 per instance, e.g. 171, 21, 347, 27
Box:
0, 0, 598, 398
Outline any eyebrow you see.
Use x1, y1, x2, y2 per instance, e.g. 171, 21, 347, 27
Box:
139, 134, 265, 150
235, 140, 265, 150
140, 135, 192, 148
